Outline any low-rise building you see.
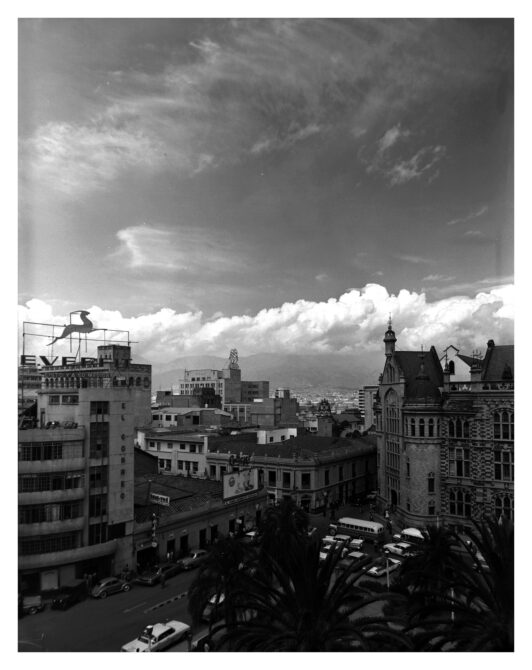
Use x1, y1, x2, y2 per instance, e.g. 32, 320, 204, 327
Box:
206, 432, 377, 512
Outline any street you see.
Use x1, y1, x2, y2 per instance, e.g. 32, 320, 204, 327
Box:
19, 504, 397, 652
19, 569, 198, 652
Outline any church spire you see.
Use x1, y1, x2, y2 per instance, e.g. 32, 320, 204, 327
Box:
384, 315, 397, 358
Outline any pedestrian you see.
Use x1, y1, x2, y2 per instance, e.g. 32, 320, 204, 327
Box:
369, 511, 374, 521
160, 572, 166, 588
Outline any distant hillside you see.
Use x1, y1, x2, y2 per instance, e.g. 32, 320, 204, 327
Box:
151, 352, 382, 393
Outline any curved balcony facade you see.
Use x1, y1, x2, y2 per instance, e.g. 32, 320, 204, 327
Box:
19, 539, 118, 571
18, 488, 86, 506
18, 516, 85, 537
18, 458, 86, 475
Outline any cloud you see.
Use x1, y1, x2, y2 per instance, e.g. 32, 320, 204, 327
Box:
376, 124, 411, 154
446, 205, 489, 226
422, 274, 456, 282
315, 273, 329, 282
385, 145, 446, 186
395, 254, 432, 264
21, 122, 165, 195
18, 283, 514, 367
23, 19, 498, 196
364, 123, 446, 186
109, 224, 252, 275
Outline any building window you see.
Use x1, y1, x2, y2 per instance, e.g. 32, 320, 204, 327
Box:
428, 418, 434, 437
325, 470, 330, 486
428, 501, 435, 515
189, 445, 197, 453
410, 418, 416, 436
406, 459, 410, 477
449, 489, 471, 517
428, 473, 435, 493
494, 449, 514, 481
494, 494, 514, 521
177, 461, 184, 470
268, 470, 276, 486
210, 465, 216, 478
493, 411, 514, 441
449, 447, 470, 478
90, 401, 109, 416
338, 466, 344, 481
282, 472, 291, 488
90, 422, 109, 459
165, 415, 172, 421
301, 473, 311, 489
49, 395, 60, 405
419, 418, 425, 437
351, 463, 356, 478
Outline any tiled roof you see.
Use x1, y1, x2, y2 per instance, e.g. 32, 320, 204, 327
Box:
207, 434, 377, 460
134, 472, 224, 521
481, 344, 514, 381
395, 346, 443, 402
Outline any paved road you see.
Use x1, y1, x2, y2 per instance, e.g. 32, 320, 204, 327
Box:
19, 570, 198, 652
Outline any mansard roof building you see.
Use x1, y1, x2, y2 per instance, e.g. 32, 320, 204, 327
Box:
374, 320, 514, 532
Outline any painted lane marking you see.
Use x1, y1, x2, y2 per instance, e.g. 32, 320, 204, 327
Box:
143, 591, 188, 614
123, 601, 147, 613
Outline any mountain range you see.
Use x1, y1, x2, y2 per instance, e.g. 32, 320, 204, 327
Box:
150, 352, 383, 394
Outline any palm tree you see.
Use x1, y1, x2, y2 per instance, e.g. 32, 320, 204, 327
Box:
218, 540, 412, 651
406, 515, 514, 651
187, 534, 256, 634
258, 497, 311, 571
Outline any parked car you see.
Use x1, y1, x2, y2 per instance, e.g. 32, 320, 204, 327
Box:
191, 632, 217, 652
347, 538, 365, 551
20, 595, 45, 616
51, 579, 86, 610
121, 620, 191, 652
135, 562, 183, 586
383, 542, 415, 557
336, 550, 373, 573
178, 549, 209, 571
202, 592, 225, 622
91, 576, 131, 599
242, 530, 260, 545
134, 568, 160, 586
367, 557, 401, 578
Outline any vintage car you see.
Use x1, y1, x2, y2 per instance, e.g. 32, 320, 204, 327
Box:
121, 621, 191, 652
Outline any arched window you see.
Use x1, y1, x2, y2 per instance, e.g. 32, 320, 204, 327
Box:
428, 418, 434, 437
419, 418, 425, 437
463, 421, 470, 438
455, 419, 462, 438
410, 418, 416, 437
428, 472, 435, 493
136, 377, 141, 386
494, 494, 514, 521
448, 360, 455, 375
384, 390, 399, 434
448, 420, 455, 438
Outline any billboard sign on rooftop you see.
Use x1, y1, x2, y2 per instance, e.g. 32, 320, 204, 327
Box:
223, 468, 259, 501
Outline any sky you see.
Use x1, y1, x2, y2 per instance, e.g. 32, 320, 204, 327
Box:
17, 15, 515, 367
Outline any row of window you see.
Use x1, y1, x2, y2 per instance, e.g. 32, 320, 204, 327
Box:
49, 394, 79, 405
177, 460, 199, 473
380, 410, 513, 441
19, 501, 83, 524
399, 448, 513, 482
18, 441, 83, 462
19, 472, 84, 493
44, 376, 149, 389
19, 532, 80, 555
148, 441, 201, 452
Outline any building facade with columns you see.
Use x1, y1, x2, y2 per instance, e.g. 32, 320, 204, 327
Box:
374, 320, 514, 532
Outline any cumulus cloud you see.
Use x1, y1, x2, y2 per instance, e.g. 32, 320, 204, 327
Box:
18, 283, 514, 367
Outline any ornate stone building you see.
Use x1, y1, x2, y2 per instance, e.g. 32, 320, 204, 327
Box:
374, 320, 514, 531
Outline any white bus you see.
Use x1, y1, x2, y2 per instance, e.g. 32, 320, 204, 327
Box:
328, 517, 385, 540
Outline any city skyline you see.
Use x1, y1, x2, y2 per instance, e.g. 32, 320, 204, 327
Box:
18, 17, 514, 368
